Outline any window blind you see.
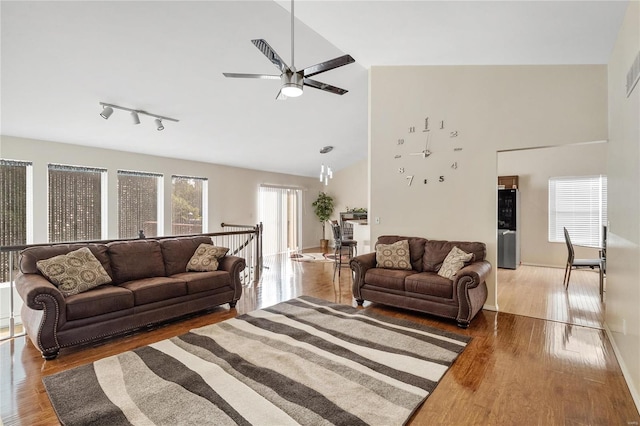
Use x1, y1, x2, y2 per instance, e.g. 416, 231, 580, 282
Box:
1, 160, 31, 282
117, 170, 162, 238
171, 175, 207, 235
548, 175, 607, 248
48, 164, 106, 242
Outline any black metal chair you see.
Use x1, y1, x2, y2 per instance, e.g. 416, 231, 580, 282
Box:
563, 227, 604, 300
329, 220, 357, 280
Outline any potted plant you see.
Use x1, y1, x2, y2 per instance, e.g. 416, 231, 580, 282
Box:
312, 191, 334, 252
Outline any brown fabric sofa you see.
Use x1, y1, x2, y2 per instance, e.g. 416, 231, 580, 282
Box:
15, 236, 245, 359
350, 235, 491, 328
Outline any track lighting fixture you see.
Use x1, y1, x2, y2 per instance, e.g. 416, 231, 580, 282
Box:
99, 102, 179, 130
100, 106, 114, 119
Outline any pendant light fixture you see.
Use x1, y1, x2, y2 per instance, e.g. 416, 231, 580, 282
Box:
319, 145, 334, 186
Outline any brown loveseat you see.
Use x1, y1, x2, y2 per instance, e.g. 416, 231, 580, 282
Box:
15, 235, 245, 359
350, 235, 491, 328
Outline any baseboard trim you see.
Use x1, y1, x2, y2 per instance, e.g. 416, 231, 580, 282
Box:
604, 323, 640, 415
520, 262, 564, 269
483, 304, 498, 312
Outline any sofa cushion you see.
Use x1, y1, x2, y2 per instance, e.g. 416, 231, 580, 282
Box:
65, 285, 134, 321
405, 273, 455, 299
376, 236, 427, 272
20, 243, 112, 278
171, 271, 231, 294
36, 247, 112, 297
376, 240, 412, 270
160, 236, 214, 276
187, 244, 229, 272
119, 277, 187, 305
423, 240, 486, 272
107, 240, 166, 284
437, 246, 474, 279
364, 268, 415, 292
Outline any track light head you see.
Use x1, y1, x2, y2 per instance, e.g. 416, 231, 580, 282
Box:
155, 118, 164, 131
131, 111, 140, 125
100, 106, 114, 119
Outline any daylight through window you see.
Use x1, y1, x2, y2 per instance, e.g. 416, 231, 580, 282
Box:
171, 175, 207, 235
118, 170, 162, 238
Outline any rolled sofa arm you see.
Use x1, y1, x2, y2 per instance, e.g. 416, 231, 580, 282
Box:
454, 260, 492, 328
15, 272, 66, 358
349, 252, 377, 303
218, 255, 247, 302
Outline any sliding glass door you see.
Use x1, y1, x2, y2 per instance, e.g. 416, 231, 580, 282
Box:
258, 185, 302, 256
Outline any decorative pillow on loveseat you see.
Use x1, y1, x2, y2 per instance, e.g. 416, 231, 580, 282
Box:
187, 243, 229, 272
376, 239, 412, 270
437, 246, 474, 279
36, 247, 112, 297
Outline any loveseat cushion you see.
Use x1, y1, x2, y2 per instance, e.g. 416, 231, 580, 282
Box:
160, 236, 214, 276
405, 273, 454, 299
423, 240, 486, 272
65, 285, 134, 321
119, 277, 187, 305
20, 244, 112, 278
107, 240, 166, 284
364, 268, 415, 292
171, 271, 231, 294
376, 236, 428, 272
376, 240, 412, 270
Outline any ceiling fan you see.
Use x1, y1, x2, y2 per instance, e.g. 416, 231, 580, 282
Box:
223, 0, 355, 100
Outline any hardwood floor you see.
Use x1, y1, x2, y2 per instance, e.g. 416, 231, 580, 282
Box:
1, 253, 637, 425
498, 265, 604, 329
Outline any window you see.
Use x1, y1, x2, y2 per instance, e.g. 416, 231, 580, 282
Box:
171, 175, 207, 235
118, 170, 163, 238
258, 185, 302, 256
548, 175, 607, 248
1, 159, 32, 282
48, 164, 106, 242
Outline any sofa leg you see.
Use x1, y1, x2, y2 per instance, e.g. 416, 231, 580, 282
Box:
229, 301, 238, 308
42, 350, 59, 360
355, 298, 364, 306
456, 320, 469, 329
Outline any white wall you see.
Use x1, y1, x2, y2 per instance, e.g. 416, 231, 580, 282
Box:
327, 158, 368, 219
369, 65, 608, 310
0, 135, 324, 248
606, 0, 640, 409
498, 143, 607, 267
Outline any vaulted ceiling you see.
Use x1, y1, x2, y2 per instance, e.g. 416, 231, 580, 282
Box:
1, 1, 629, 177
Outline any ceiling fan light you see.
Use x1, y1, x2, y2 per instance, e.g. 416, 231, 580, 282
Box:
281, 83, 303, 97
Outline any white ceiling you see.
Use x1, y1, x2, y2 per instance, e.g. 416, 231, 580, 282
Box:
1, 1, 629, 177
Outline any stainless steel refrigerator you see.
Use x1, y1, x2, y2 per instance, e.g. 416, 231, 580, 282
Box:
498, 189, 520, 269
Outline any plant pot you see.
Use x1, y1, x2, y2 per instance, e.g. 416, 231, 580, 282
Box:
320, 239, 329, 253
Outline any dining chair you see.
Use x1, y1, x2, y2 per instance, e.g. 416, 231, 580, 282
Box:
329, 220, 357, 280
563, 227, 604, 300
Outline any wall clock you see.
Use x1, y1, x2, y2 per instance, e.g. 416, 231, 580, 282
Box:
394, 117, 462, 186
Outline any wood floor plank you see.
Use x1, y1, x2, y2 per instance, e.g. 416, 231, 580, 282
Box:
0, 253, 637, 425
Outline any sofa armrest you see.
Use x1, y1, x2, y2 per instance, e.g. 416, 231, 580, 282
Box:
454, 260, 492, 290
218, 255, 246, 301
15, 272, 66, 357
454, 260, 491, 327
350, 252, 377, 302
16, 272, 66, 313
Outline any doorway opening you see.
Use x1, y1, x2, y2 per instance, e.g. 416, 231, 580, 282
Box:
258, 185, 302, 256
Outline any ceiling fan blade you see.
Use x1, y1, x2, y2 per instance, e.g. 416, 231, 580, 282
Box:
302, 55, 355, 78
303, 78, 348, 95
251, 39, 289, 73
223, 73, 281, 80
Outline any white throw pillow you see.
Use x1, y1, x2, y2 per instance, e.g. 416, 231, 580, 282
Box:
437, 246, 473, 279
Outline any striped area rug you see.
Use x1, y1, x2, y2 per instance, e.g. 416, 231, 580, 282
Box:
43, 296, 470, 425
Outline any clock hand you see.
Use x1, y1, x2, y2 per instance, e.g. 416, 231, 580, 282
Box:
409, 150, 431, 158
